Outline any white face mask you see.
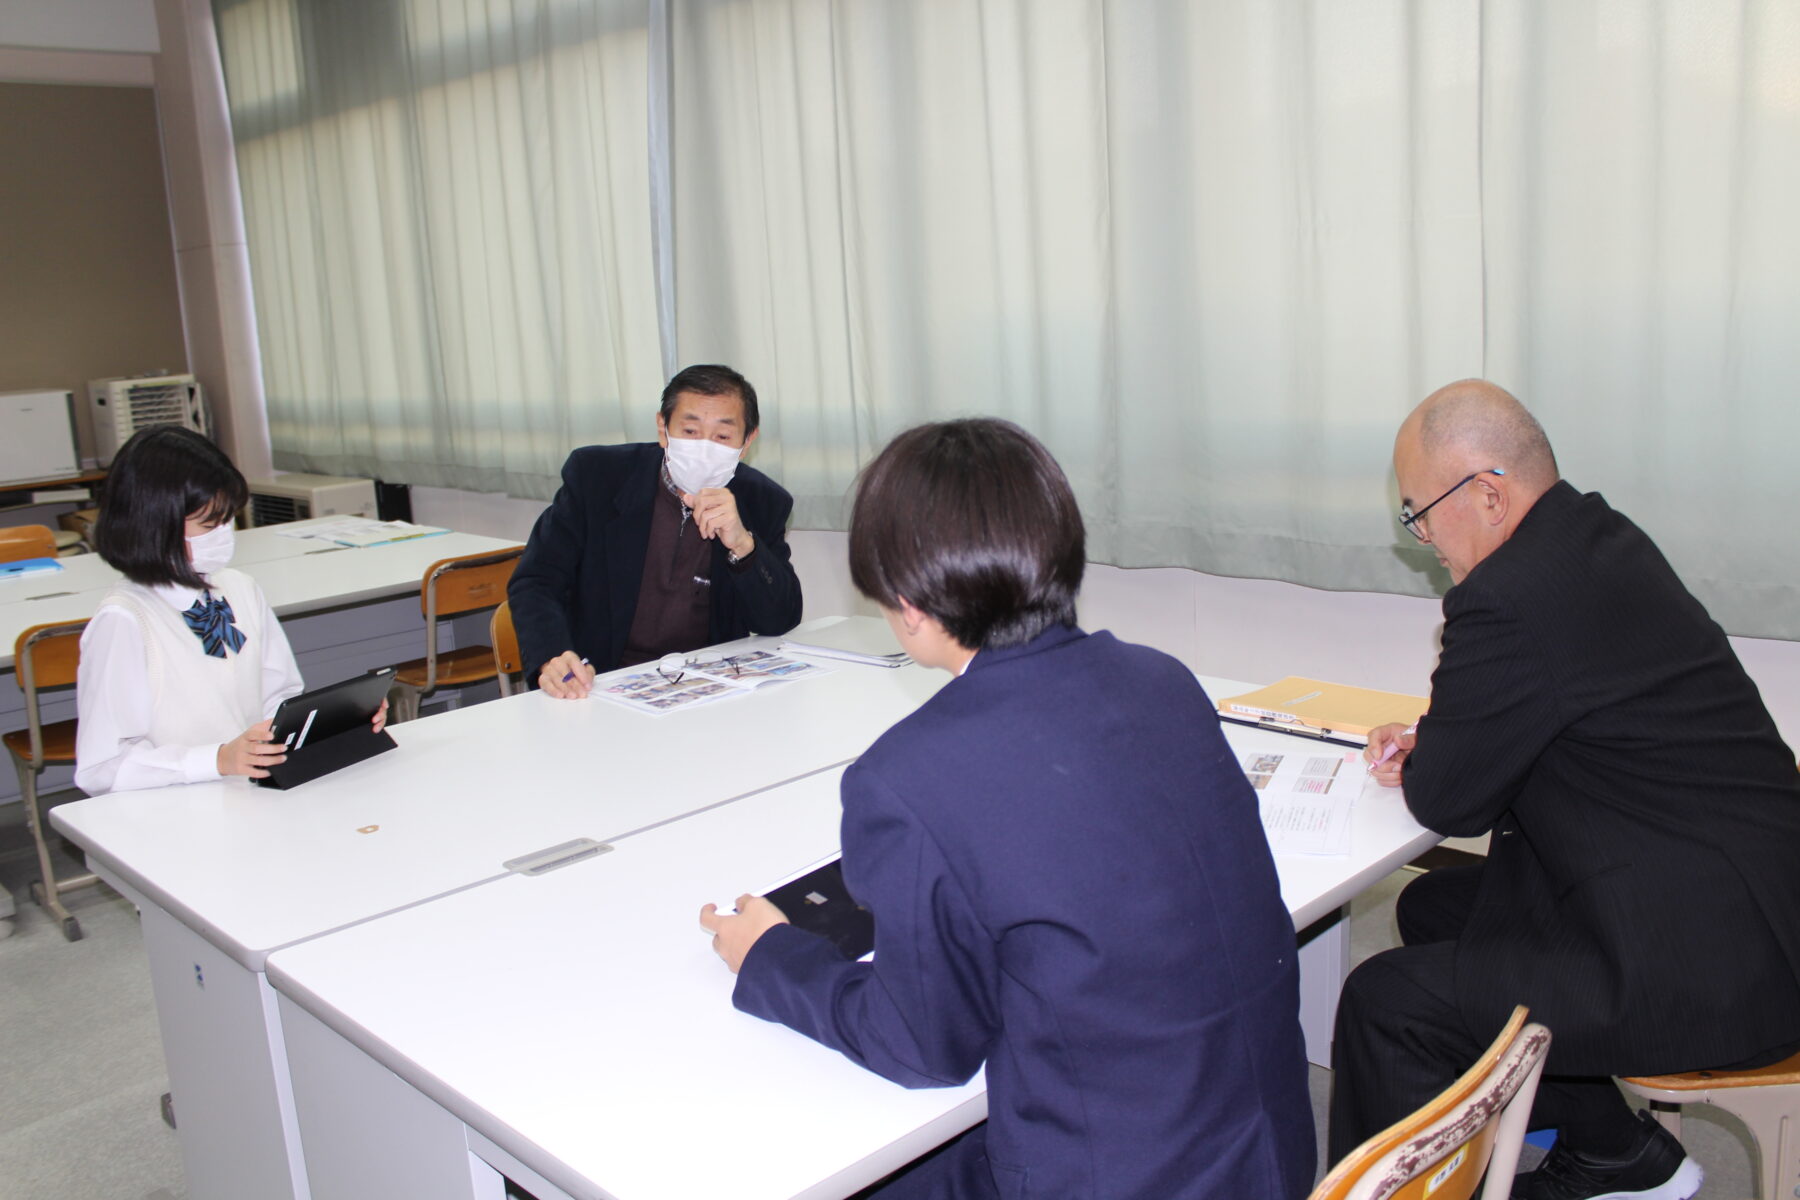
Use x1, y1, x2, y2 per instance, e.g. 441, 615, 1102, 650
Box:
663, 436, 742, 496
187, 523, 236, 578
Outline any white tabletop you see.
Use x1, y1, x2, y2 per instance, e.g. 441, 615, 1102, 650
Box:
0, 519, 521, 667
51, 618, 946, 969
270, 767, 988, 1200
264, 703, 1435, 1200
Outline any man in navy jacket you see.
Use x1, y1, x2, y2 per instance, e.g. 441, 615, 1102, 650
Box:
703, 419, 1315, 1199
509, 364, 803, 694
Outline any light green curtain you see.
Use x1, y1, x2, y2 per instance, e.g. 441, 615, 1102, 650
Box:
214, 0, 1800, 637
666, 0, 1800, 638
1480, 1, 1800, 637
214, 0, 665, 496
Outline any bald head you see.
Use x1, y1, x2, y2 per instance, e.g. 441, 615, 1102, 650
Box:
1392, 380, 1561, 583
1408, 380, 1559, 494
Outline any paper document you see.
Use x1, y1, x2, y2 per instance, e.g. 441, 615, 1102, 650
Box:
274, 517, 449, 548
1242, 748, 1361, 856
780, 619, 911, 668
592, 650, 828, 716
1218, 676, 1426, 738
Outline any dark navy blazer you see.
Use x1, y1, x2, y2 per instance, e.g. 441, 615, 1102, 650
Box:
508, 443, 803, 680
736, 625, 1316, 1199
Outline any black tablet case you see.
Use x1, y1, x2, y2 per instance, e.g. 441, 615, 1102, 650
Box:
765, 859, 875, 960
257, 669, 398, 790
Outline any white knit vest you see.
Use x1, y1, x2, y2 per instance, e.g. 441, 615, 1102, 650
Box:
95, 568, 273, 749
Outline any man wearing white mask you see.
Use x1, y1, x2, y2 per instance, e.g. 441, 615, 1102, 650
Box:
510, 364, 804, 697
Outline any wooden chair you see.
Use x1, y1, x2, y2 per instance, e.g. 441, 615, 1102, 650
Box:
389, 547, 523, 722
490, 601, 524, 697
1311, 1006, 1551, 1200
3, 620, 97, 941
0, 524, 59, 563
1621, 1050, 1800, 1200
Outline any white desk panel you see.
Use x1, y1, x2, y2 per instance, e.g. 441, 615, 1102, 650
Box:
270, 767, 987, 1200
0, 522, 519, 667
52, 621, 943, 969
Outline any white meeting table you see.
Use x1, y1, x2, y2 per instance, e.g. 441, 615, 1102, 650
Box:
0, 518, 520, 669
49, 618, 945, 1200
263, 696, 1439, 1200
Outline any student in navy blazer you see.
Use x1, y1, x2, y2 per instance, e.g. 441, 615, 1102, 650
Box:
702, 419, 1315, 1199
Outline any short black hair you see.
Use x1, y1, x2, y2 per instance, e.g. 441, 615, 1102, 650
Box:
849, 418, 1085, 650
658, 364, 759, 437
95, 425, 248, 589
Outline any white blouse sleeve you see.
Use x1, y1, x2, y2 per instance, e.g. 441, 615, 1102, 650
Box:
74, 606, 223, 795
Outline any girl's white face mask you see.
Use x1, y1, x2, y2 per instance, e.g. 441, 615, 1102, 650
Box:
187, 522, 236, 578
663, 436, 741, 496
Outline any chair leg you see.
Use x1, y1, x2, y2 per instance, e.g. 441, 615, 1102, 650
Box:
14, 759, 84, 942
388, 683, 421, 725
1645, 1099, 1683, 1139
1709, 1086, 1799, 1200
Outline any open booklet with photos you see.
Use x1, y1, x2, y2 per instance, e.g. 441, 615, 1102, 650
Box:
591, 650, 830, 716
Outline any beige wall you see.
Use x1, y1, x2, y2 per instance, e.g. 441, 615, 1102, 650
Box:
0, 80, 186, 458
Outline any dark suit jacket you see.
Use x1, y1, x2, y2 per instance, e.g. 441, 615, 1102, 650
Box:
508, 443, 803, 680
1404, 480, 1800, 1075
736, 626, 1316, 1200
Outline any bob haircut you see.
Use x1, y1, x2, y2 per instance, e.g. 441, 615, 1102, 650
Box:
94, 425, 248, 590
849, 418, 1084, 651
658, 364, 760, 438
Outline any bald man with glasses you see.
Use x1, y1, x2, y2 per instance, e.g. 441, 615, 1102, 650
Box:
1328, 380, 1800, 1200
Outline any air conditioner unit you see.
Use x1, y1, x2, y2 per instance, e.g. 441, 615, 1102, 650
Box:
86, 374, 209, 466
247, 474, 379, 526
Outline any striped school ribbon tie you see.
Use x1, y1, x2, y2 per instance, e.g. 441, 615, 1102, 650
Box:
182, 590, 247, 659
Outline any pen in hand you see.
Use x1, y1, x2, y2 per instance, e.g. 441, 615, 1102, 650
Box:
1367, 724, 1419, 774
563, 658, 591, 683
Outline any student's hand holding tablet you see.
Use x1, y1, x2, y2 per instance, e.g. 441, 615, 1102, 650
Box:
219, 719, 287, 779
698, 894, 790, 974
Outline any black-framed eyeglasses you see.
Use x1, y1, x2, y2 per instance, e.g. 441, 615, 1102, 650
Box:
655, 653, 745, 685
1398, 468, 1505, 542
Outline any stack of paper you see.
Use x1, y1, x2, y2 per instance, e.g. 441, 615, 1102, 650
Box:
275, 518, 449, 548
779, 619, 911, 668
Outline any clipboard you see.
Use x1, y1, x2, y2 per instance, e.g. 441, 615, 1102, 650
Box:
257, 668, 398, 790
1215, 676, 1427, 741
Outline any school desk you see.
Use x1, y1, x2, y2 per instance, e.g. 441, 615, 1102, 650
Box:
261, 715, 1436, 1200
48, 618, 946, 1200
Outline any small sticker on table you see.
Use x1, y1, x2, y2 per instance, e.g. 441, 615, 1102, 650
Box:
357, 825, 379, 834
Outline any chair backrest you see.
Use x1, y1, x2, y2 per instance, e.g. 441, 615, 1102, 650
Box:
0, 524, 59, 563
490, 600, 522, 696
13, 620, 88, 767
1310, 1006, 1551, 1200
421, 547, 523, 620
416, 547, 524, 692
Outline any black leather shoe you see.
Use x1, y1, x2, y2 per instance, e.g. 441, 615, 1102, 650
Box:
1511, 1112, 1702, 1200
